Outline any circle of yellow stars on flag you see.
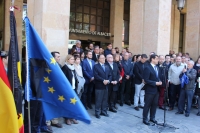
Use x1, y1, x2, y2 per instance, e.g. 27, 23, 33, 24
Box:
50, 58, 56, 65
70, 97, 77, 105
48, 87, 55, 94
46, 68, 52, 74
58, 95, 65, 102
44, 77, 51, 83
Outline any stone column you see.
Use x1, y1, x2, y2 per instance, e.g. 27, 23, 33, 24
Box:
185, 0, 200, 60
129, 0, 144, 54
27, 0, 70, 64
4, 0, 23, 57
143, 0, 172, 55
110, 0, 124, 51
170, 4, 180, 53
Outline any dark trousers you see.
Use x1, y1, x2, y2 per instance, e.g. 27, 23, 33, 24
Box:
169, 84, 181, 108
82, 82, 94, 106
143, 92, 159, 121
95, 89, 108, 115
198, 97, 200, 112
24, 100, 45, 133
158, 87, 165, 107
178, 89, 194, 114
120, 79, 131, 103
108, 84, 117, 108
131, 84, 135, 103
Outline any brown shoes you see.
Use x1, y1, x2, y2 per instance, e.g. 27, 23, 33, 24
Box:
65, 119, 71, 125
71, 119, 78, 124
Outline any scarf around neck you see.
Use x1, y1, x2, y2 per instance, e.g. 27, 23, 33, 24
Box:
66, 63, 75, 70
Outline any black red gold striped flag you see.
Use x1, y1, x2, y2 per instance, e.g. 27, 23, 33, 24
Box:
7, 10, 24, 133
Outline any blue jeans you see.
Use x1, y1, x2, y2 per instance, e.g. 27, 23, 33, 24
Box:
169, 84, 181, 108
178, 89, 194, 114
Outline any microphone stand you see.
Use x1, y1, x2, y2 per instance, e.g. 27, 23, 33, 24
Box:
155, 66, 178, 131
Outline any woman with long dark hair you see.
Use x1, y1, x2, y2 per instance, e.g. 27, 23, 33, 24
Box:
74, 55, 85, 99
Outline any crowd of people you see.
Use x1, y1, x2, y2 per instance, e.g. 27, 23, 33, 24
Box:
1, 40, 200, 132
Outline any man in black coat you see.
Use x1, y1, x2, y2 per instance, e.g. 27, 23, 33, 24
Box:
104, 43, 112, 57
92, 45, 100, 63
94, 54, 112, 119
106, 54, 120, 113
133, 54, 148, 111
120, 52, 133, 106
143, 54, 162, 125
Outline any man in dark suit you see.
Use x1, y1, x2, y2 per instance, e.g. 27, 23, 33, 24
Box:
120, 52, 133, 106
104, 43, 112, 57
133, 54, 148, 111
71, 40, 83, 54
143, 54, 162, 125
94, 54, 112, 119
82, 51, 95, 109
106, 54, 120, 113
92, 45, 100, 63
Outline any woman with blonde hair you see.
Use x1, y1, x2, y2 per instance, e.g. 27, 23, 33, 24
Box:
61, 54, 79, 125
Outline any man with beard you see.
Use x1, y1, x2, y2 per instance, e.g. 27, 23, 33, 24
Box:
168, 56, 185, 111
82, 51, 95, 109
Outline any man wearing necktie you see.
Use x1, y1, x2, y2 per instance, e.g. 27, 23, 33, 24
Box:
93, 54, 112, 119
106, 54, 120, 113
92, 46, 100, 63
142, 54, 162, 125
82, 51, 95, 110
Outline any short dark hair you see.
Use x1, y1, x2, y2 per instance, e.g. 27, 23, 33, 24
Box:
85, 50, 92, 56
141, 54, 148, 59
136, 54, 141, 59
88, 43, 93, 47
165, 54, 170, 58
51, 51, 60, 58
150, 54, 158, 62
185, 53, 190, 56
74, 55, 80, 60
98, 54, 105, 59
106, 43, 112, 46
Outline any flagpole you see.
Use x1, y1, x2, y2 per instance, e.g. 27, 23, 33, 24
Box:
26, 46, 31, 133
25, 32, 31, 133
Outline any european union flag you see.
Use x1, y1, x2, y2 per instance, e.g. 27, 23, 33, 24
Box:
24, 17, 91, 124
180, 73, 189, 88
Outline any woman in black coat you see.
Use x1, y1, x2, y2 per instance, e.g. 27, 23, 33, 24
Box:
194, 56, 200, 116
62, 54, 79, 124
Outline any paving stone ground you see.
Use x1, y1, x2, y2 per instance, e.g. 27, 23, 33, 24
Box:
51, 104, 200, 133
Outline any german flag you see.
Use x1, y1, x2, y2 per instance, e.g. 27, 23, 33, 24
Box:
7, 11, 24, 133
0, 58, 18, 133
